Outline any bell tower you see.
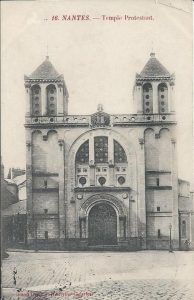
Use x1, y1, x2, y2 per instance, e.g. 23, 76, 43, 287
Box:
134, 53, 175, 114
24, 56, 69, 117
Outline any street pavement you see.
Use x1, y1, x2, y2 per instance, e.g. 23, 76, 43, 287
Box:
2, 251, 194, 299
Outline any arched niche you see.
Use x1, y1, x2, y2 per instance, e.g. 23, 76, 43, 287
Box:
46, 84, 57, 116
31, 85, 41, 116
143, 83, 153, 114
158, 83, 168, 114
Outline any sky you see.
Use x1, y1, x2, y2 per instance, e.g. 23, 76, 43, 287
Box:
1, 0, 193, 186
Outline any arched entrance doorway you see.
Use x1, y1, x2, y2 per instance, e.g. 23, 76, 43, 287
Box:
88, 203, 117, 246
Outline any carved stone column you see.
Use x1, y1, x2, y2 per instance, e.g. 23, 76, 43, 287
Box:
108, 134, 114, 186
89, 134, 95, 186
79, 217, 86, 238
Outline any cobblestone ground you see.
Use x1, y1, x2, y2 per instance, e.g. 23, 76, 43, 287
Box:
2, 251, 194, 300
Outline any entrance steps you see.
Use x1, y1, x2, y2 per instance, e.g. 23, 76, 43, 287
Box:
88, 245, 120, 251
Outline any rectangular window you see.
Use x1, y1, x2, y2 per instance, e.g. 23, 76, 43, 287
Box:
44, 180, 47, 188
45, 231, 48, 239
156, 178, 160, 186
182, 220, 186, 238
94, 136, 108, 163
157, 207, 160, 212
157, 229, 161, 238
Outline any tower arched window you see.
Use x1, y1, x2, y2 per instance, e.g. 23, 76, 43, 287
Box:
31, 85, 41, 116
158, 83, 168, 114
46, 84, 57, 116
143, 83, 153, 114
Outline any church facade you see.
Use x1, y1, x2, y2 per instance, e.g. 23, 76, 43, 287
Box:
24, 53, 193, 251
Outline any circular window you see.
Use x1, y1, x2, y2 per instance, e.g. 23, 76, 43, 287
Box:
50, 89, 54, 94
161, 108, 165, 112
118, 176, 125, 185
162, 116, 166, 120
145, 101, 149, 106
35, 89, 39, 94
147, 116, 151, 121
161, 101, 165, 106
146, 108, 150, 113
98, 177, 106, 186
161, 95, 164, 99
79, 177, 86, 186
146, 95, 149, 99
160, 88, 164, 92
50, 97, 54, 101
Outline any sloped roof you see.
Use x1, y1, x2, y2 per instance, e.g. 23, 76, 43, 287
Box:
13, 174, 26, 186
140, 53, 170, 77
2, 200, 27, 216
28, 56, 60, 80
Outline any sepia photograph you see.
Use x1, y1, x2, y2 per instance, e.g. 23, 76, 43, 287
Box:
1, 0, 194, 299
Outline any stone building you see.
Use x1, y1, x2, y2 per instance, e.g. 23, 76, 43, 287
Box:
24, 53, 193, 250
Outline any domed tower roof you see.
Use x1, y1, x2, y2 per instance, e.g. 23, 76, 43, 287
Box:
139, 53, 170, 78
28, 56, 60, 80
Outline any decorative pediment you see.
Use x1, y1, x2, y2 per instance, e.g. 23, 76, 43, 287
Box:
91, 104, 110, 128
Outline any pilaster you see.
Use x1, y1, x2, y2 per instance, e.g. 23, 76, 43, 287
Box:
169, 82, 175, 113
89, 133, 95, 186
26, 130, 33, 241
25, 83, 31, 117
171, 137, 179, 246
137, 137, 146, 248
152, 81, 159, 113
57, 83, 64, 116
58, 139, 66, 241
135, 84, 143, 114
41, 84, 47, 116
